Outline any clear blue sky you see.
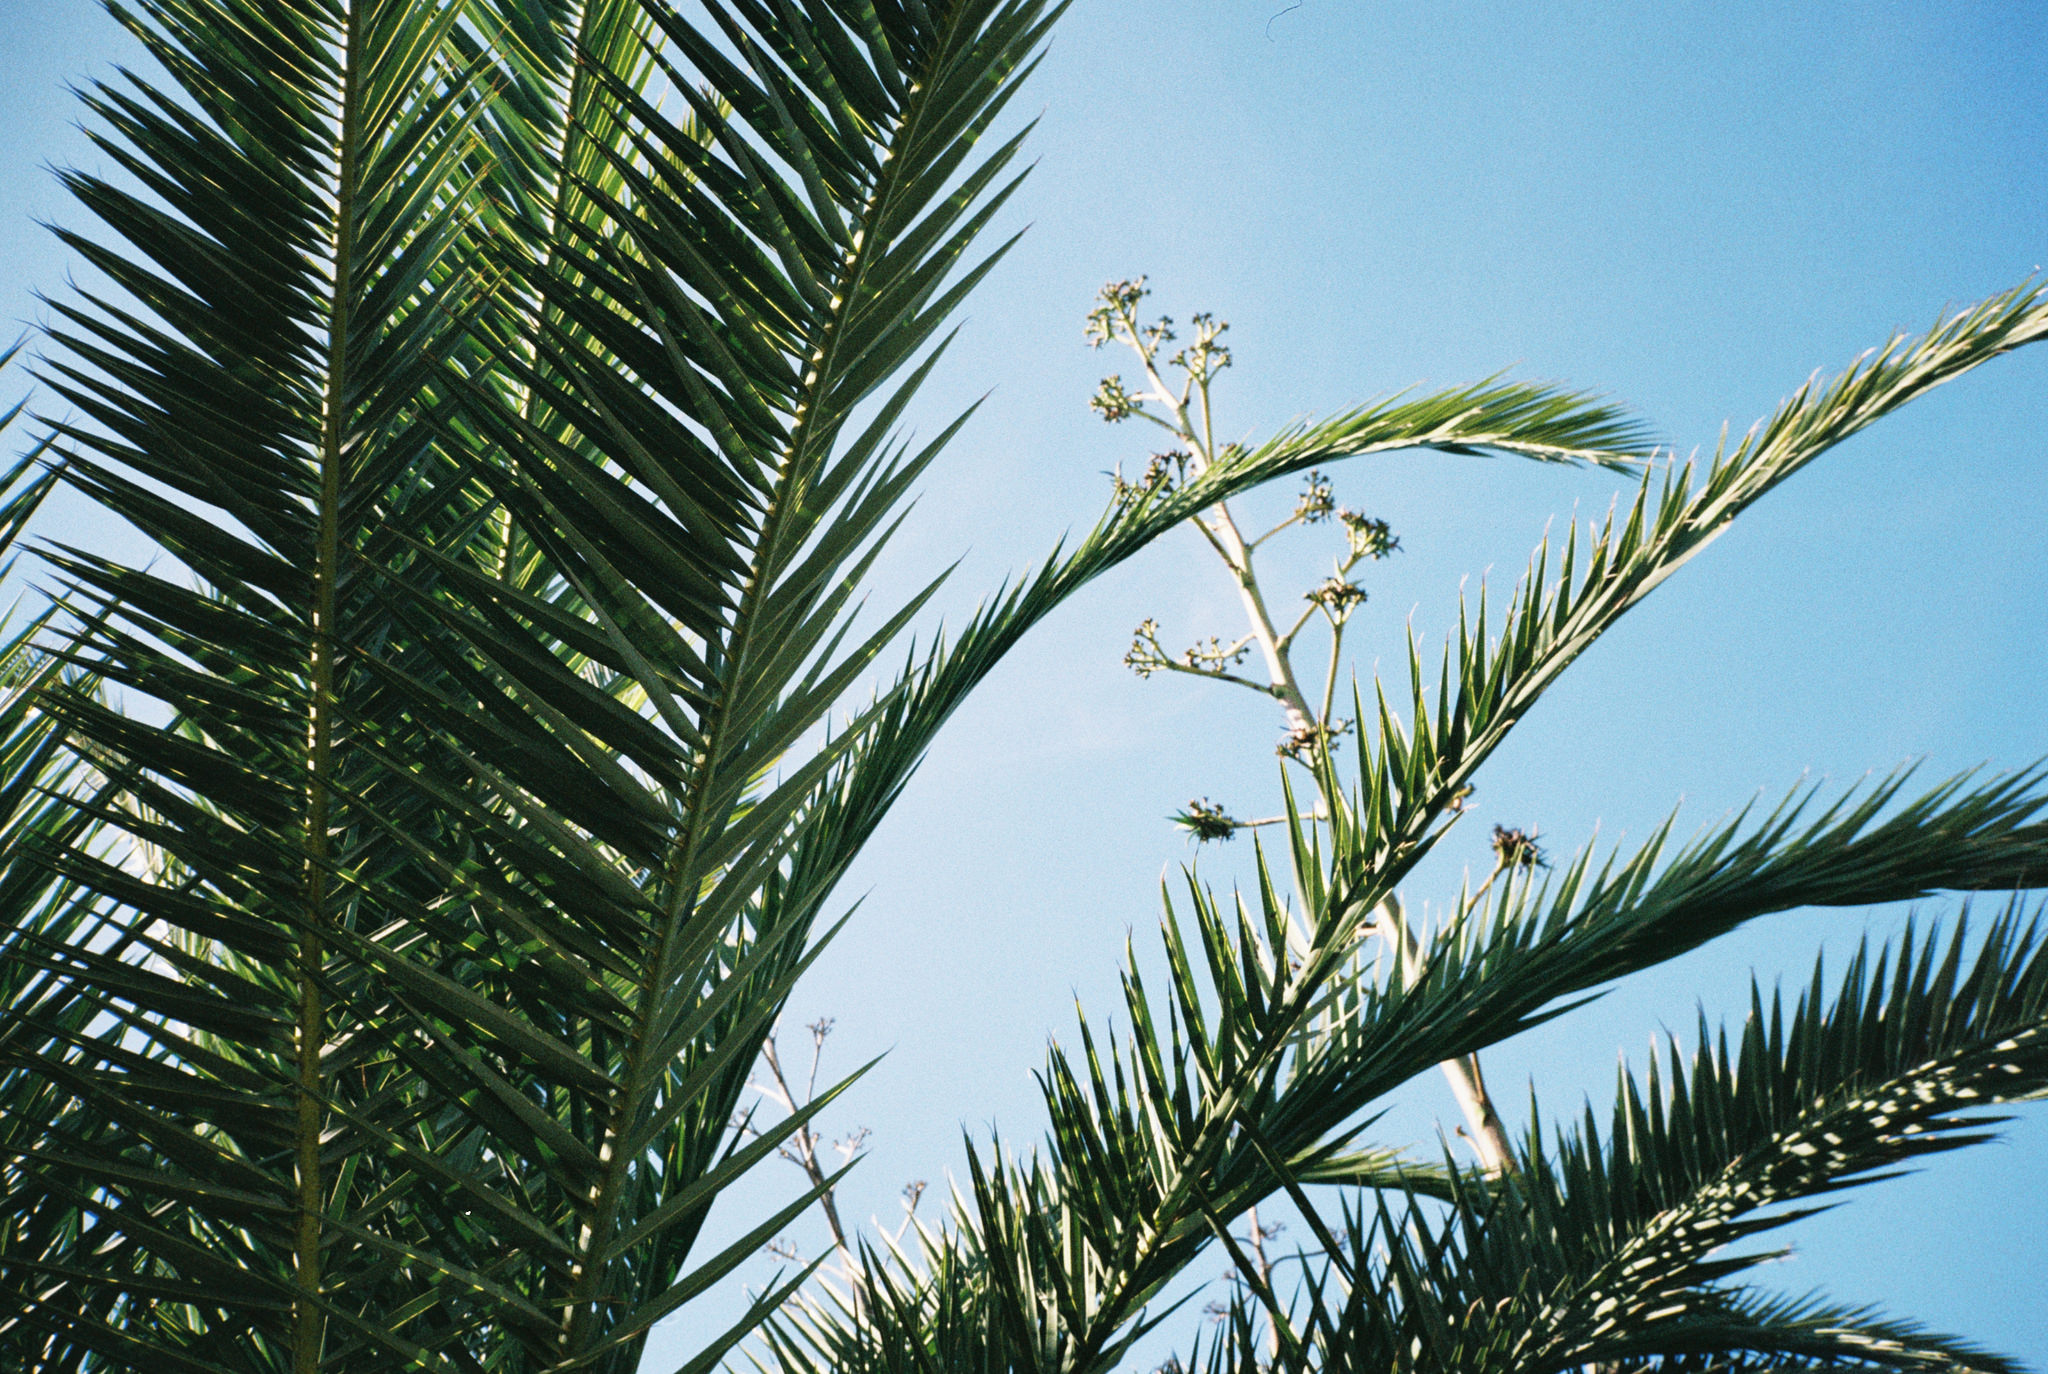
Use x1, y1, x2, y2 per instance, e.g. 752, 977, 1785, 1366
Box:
2, 2, 2044, 1369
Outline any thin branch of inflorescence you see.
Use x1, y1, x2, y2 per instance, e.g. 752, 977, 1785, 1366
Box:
748, 1020, 862, 1297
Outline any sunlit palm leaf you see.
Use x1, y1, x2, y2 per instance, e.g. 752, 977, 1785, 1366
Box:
764, 284, 2048, 1374
1184, 910, 2048, 1374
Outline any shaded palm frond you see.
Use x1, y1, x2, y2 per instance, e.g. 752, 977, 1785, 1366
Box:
6, 0, 536, 1366
1194, 1239, 2018, 1374
1481, 910, 2048, 1374
238, 1, 1074, 1368
0, 386, 128, 1372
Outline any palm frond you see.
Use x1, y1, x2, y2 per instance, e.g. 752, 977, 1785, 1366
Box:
1191, 1229, 2020, 1374
1326, 767, 2048, 1091
8, 0, 2045, 1367
7, 0, 526, 1365
1473, 909, 2048, 1374
180, 0, 1072, 1367
1179, 909, 2048, 1374
0, 381, 137, 1369
762, 766, 2048, 1374
1313, 284, 2048, 925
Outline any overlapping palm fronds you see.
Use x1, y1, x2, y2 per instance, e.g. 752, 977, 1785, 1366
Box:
0, 0, 1646, 1367
763, 289, 2048, 1374
0, 0, 1654, 1364
1, 0, 1101, 1364
765, 775, 2048, 1374
4, 1, 532, 1364
0, 360, 131, 1368
1181, 909, 2048, 1374
1, 1, 2042, 1371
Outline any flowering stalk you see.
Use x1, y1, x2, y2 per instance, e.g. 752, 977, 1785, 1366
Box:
1093, 279, 1516, 1173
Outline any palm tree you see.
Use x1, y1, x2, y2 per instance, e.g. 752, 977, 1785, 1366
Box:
0, 2, 1664, 1371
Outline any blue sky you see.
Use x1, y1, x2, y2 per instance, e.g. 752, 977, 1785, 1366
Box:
2, 2, 2044, 1368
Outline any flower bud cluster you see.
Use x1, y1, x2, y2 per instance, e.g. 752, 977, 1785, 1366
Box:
1109, 450, 1190, 506
1489, 824, 1548, 870
1306, 577, 1367, 615
1170, 311, 1231, 381
1124, 617, 1255, 680
1339, 509, 1399, 560
1296, 470, 1335, 523
1173, 797, 1239, 843
1085, 276, 1150, 346
1091, 374, 1143, 423
1122, 618, 1166, 678
1278, 717, 1348, 761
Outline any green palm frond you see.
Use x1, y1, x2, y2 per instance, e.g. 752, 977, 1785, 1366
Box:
338, 3, 1073, 1365
3, 0, 2043, 1368
1314, 284, 2048, 920
1183, 909, 2048, 1374
758, 1209, 1016, 1374
1304, 766, 2048, 1102
738, 381, 1658, 1004
1480, 911, 2048, 1374
0, 380, 132, 1370
0, 5, 1664, 1358
12, 0, 1087, 1368
753, 285, 2048, 1003
755, 761, 2048, 1374
1194, 1223, 2020, 1374
970, 770, 2048, 1374
5, 0, 545, 1366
